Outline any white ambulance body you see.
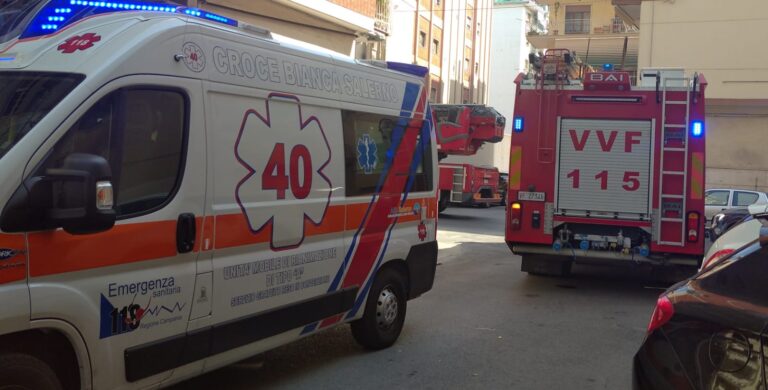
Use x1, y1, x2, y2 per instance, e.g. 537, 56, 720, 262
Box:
0, 3, 438, 389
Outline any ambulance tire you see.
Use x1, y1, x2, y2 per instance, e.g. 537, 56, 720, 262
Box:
0, 353, 63, 390
522, 255, 572, 277
351, 267, 407, 350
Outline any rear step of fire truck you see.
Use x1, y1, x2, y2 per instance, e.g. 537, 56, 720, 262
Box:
658, 76, 692, 246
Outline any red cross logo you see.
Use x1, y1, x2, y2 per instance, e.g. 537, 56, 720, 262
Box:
58, 33, 102, 54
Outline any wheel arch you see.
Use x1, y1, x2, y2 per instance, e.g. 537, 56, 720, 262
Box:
0, 319, 93, 390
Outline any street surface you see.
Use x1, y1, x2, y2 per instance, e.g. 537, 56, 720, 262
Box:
175, 206, 665, 390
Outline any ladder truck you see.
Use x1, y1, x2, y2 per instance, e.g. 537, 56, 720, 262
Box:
433, 104, 506, 212
505, 49, 708, 276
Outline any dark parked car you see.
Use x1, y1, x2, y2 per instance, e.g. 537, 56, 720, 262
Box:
709, 207, 752, 240
634, 215, 768, 389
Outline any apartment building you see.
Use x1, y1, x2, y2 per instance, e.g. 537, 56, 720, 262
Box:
387, 0, 493, 105
528, 0, 639, 79
476, 0, 547, 173
633, 0, 768, 191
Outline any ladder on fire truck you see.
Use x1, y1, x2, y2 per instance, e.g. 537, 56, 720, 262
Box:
657, 76, 692, 246
450, 166, 466, 203
534, 49, 572, 163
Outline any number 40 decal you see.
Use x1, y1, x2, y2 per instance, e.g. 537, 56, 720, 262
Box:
263, 143, 313, 200
567, 170, 640, 191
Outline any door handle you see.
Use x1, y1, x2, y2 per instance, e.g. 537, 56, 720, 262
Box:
176, 213, 196, 254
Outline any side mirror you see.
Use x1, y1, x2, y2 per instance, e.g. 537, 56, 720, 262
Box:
1, 153, 116, 235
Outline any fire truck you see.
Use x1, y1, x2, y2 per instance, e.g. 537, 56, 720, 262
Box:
505, 49, 708, 276
432, 104, 505, 212
438, 163, 502, 211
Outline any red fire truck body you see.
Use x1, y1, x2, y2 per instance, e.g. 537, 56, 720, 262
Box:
432, 104, 505, 212
433, 104, 505, 157
506, 52, 708, 273
438, 163, 502, 210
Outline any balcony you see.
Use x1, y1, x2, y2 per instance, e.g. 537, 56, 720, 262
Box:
564, 18, 590, 35
375, 0, 390, 35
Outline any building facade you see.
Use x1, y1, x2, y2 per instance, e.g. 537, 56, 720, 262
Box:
635, 0, 768, 192
387, 0, 494, 105
186, 0, 387, 58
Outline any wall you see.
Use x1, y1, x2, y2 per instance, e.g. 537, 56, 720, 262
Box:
329, 0, 376, 18
638, 0, 768, 191
204, 0, 360, 55
486, 3, 531, 173
388, 0, 419, 63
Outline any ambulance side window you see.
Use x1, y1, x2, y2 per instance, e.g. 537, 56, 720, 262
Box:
39, 88, 187, 218
342, 110, 432, 196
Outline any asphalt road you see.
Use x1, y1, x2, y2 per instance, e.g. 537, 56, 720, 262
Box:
174, 206, 666, 390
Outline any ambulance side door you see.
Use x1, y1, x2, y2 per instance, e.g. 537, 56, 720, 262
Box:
202, 83, 347, 368
22, 76, 206, 389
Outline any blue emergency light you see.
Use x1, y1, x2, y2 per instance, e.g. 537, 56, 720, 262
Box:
603, 63, 614, 71
691, 120, 704, 137
20, 0, 238, 39
513, 117, 524, 133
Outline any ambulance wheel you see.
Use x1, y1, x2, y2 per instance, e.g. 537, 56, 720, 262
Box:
0, 353, 63, 390
351, 267, 407, 350
521, 255, 572, 277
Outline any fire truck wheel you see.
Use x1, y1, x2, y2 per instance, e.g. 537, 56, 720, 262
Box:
351, 267, 407, 350
521, 255, 572, 277
0, 353, 64, 390
438, 192, 450, 213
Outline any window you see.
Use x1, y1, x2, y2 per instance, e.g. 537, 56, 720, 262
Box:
0, 0, 45, 43
39, 88, 187, 217
342, 111, 432, 196
705, 190, 730, 207
419, 31, 427, 47
700, 243, 768, 305
565, 5, 590, 34
432, 39, 440, 55
0, 72, 84, 161
734, 191, 760, 207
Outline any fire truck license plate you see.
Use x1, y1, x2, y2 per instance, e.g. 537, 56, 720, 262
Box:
518, 191, 545, 201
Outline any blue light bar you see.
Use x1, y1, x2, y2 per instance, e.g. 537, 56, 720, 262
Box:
513, 117, 524, 133
386, 62, 429, 78
691, 120, 703, 137
181, 8, 238, 26
20, 0, 239, 39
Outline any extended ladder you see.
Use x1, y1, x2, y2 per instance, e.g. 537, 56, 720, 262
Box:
450, 167, 465, 203
657, 76, 691, 246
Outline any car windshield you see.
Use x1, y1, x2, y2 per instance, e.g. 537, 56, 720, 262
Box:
0, 72, 84, 161
0, 0, 46, 44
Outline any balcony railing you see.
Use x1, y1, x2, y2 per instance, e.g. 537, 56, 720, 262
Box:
375, 0, 390, 34
564, 18, 590, 34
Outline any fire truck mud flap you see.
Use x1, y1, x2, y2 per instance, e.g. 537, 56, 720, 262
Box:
510, 244, 700, 267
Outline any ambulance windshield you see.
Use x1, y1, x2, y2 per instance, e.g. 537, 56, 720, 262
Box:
0, 72, 84, 160
0, 0, 46, 44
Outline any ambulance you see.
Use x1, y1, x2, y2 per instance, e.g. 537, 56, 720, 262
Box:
506, 49, 707, 276
0, 1, 438, 389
